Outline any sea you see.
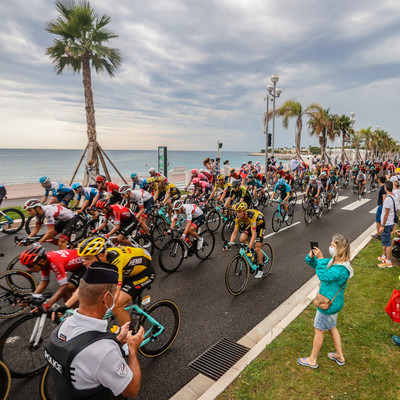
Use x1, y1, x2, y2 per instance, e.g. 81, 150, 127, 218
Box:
0, 148, 272, 185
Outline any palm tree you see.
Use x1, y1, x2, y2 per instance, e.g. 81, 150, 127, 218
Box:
351, 131, 364, 161
46, 0, 122, 175
359, 127, 373, 161
335, 114, 353, 163
307, 105, 335, 163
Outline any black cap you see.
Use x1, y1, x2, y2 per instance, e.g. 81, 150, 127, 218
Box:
82, 262, 118, 284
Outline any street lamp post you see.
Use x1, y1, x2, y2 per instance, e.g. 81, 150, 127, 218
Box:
350, 112, 355, 161
269, 74, 281, 158
264, 90, 272, 174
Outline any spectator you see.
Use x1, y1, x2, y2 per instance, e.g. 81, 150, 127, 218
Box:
215, 158, 221, 175
372, 175, 387, 240
45, 262, 144, 399
0, 183, 6, 206
290, 156, 298, 172
378, 180, 398, 268
223, 160, 230, 179
298, 234, 353, 369
86, 160, 97, 188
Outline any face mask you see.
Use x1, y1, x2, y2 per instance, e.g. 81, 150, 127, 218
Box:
104, 291, 115, 314
329, 246, 337, 257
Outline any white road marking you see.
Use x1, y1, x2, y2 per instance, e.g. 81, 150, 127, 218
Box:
336, 196, 348, 202
264, 221, 301, 238
341, 198, 371, 211
369, 206, 378, 214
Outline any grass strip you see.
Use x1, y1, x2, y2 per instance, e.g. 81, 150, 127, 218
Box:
0, 205, 29, 219
218, 239, 400, 400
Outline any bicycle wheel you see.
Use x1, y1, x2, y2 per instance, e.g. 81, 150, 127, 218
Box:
326, 199, 332, 211
151, 219, 169, 250
272, 210, 281, 232
225, 255, 249, 296
0, 208, 25, 234
0, 361, 11, 399
221, 219, 235, 243
205, 210, 221, 232
39, 366, 55, 400
0, 270, 37, 319
83, 218, 109, 237
286, 205, 294, 225
69, 216, 87, 243
304, 204, 313, 225
196, 230, 215, 260
353, 184, 357, 194
358, 188, 362, 200
261, 242, 274, 277
134, 234, 154, 255
159, 239, 185, 273
301, 196, 308, 210
289, 190, 297, 206
0, 313, 55, 377
139, 299, 180, 357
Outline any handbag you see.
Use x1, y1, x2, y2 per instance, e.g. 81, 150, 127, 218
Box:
314, 282, 346, 310
385, 289, 400, 323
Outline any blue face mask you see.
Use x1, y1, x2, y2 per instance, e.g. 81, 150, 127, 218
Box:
104, 291, 115, 314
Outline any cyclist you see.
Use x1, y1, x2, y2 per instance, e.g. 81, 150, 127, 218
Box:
284, 170, 294, 187
329, 170, 339, 196
169, 199, 204, 250
208, 174, 232, 203
305, 175, 322, 213
185, 169, 207, 190
130, 173, 149, 191
192, 177, 212, 199
319, 171, 332, 201
39, 177, 75, 207
271, 178, 292, 221
92, 175, 121, 205
149, 167, 161, 178
199, 169, 214, 184
71, 182, 98, 213
229, 168, 240, 183
154, 177, 181, 214
119, 185, 154, 235
224, 202, 266, 279
225, 180, 252, 209
77, 237, 155, 326
246, 174, 263, 203
93, 199, 138, 246
19, 243, 86, 311
356, 168, 367, 195
23, 199, 78, 249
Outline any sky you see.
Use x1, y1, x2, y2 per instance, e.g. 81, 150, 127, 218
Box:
0, 0, 399, 152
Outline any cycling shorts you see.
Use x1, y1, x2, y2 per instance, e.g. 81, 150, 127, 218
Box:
110, 192, 122, 205
191, 214, 205, 229
142, 197, 154, 218
54, 216, 79, 241
243, 221, 265, 243
170, 189, 181, 201
121, 265, 155, 299
68, 265, 87, 287
158, 191, 166, 202
119, 214, 139, 237
56, 189, 75, 206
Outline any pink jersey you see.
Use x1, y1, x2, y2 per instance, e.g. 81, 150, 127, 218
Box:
41, 249, 84, 285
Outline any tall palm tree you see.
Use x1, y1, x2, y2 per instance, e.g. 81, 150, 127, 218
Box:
335, 114, 353, 163
351, 131, 364, 161
359, 127, 373, 161
307, 105, 335, 162
46, 0, 122, 172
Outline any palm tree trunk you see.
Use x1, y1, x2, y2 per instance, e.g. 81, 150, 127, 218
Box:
82, 52, 98, 169
341, 129, 345, 163
295, 118, 302, 159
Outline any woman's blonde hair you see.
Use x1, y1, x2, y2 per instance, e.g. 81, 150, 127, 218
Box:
332, 233, 350, 262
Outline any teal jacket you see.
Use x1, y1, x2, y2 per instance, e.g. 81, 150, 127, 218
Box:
305, 255, 351, 315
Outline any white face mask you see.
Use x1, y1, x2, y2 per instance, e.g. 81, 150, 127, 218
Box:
329, 246, 337, 257
104, 291, 115, 314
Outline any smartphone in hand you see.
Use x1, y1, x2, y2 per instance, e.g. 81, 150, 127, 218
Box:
129, 313, 141, 334
310, 241, 318, 251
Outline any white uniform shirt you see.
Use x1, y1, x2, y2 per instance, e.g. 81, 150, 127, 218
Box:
131, 189, 152, 206
57, 310, 132, 396
381, 195, 398, 226
172, 204, 203, 222
38, 204, 75, 225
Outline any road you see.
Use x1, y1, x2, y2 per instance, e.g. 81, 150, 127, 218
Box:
0, 184, 378, 399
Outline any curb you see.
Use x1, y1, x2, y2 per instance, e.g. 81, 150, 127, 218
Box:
171, 222, 376, 400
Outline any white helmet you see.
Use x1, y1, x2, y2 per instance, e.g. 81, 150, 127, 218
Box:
149, 167, 155, 173
172, 200, 183, 210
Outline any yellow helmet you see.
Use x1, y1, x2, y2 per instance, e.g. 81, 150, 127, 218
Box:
147, 177, 155, 184
217, 174, 225, 180
77, 237, 106, 256
395, 168, 400, 174
233, 201, 248, 211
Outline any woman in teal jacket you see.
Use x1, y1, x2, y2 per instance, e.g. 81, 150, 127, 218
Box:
298, 233, 354, 369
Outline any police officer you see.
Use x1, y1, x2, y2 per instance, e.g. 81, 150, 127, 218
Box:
45, 262, 144, 399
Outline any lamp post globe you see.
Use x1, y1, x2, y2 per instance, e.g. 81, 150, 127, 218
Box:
270, 74, 279, 84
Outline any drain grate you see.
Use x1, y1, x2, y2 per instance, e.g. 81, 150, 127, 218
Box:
189, 338, 250, 381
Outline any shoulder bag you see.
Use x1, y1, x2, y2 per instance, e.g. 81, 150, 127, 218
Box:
314, 281, 346, 310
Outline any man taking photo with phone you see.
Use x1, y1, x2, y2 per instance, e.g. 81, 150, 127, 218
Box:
44, 262, 144, 399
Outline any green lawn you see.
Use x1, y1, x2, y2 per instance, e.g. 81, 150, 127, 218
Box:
0, 205, 28, 219
218, 239, 400, 400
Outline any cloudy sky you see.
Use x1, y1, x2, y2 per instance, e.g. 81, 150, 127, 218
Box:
0, 0, 399, 152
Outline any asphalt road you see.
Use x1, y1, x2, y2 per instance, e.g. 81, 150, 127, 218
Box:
0, 184, 378, 400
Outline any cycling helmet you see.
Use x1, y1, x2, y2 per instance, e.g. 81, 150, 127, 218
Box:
321, 171, 327, 176
199, 169, 204, 173
23, 199, 42, 209
130, 173, 138, 179
192, 177, 200, 184
234, 201, 248, 211
329, 170, 335, 175
191, 169, 198, 175
119, 185, 131, 194
157, 175, 167, 183
96, 175, 106, 183
285, 170, 290, 174
96, 199, 110, 209
395, 168, 400, 174
149, 167, 156, 173
310, 175, 317, 181
77, 237, 106, 256
230, 168, 235, 173
277, 178, 285, 185
39, 176, 50, 184
147, 177, 155, 184
172, 200, 183, 210
217, 174, 225, 180
232, 179, 241, 187
72, 182, 82, 190
20, 243, 46, 266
